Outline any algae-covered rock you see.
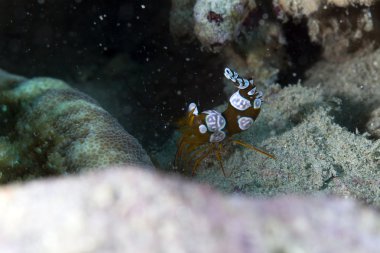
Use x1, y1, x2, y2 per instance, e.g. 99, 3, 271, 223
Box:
0, 166, 380, 253
193, 84, 380, 206
305, 47, 380, 137
0, 70, 152, 183
305, 48, 380, 109
158, 83, 379, 207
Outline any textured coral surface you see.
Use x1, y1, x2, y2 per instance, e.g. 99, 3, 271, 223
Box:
0, 166, 379, 253
0, 70, 152, 182
193, 0, 256, 51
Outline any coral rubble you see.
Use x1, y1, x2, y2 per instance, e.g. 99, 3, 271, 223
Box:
0, 70, 152, 183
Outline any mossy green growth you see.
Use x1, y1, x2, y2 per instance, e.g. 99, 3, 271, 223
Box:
0, 71, 152, 183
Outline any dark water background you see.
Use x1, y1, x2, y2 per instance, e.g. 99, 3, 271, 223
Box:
0, 0, 318, 151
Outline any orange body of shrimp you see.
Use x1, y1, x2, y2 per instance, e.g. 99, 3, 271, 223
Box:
175, 67, 275, 176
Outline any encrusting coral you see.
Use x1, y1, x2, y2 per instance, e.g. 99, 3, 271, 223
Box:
193, 0, 256, 52
0, 69, 152, 183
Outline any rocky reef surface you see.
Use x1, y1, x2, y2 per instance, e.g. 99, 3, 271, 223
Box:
0, 0, 380, 252
159, 0, 380, 206
0, 69, 152, 183
1, 166, 380, 253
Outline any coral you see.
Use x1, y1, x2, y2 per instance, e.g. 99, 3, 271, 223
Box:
1, 166, 380, 253
0, 69, 152, 183
307, 7, 376, 61
274, 0, 322, 18
193, 0, 256, 52
274, 0, 375, 18
274, 0, 378, 61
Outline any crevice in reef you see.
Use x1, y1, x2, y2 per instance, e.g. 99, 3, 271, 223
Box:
277, 18, 322, 86
331, 97, 373, 135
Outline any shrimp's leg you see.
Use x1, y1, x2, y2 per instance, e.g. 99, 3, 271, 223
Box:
176, 137, 209, 171
232, 140, 275, 159
175, 133, 204, 166
213, 143, 226, 177
183, 144, 210, 172
191, 147, 213, 176
175, 135, 187, 167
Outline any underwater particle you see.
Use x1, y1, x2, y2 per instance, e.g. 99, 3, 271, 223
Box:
193, 0, 256, 52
